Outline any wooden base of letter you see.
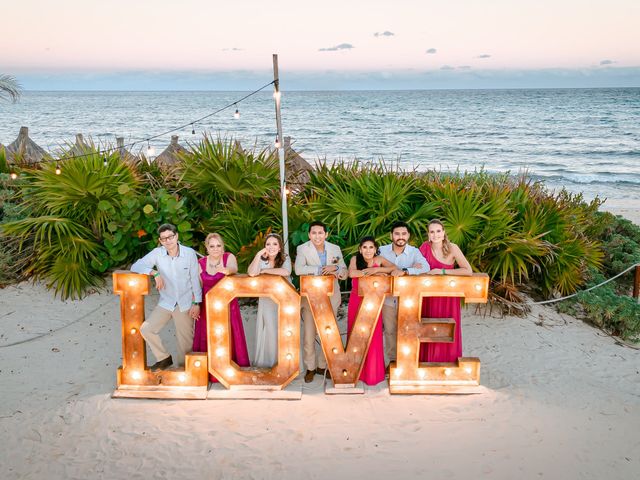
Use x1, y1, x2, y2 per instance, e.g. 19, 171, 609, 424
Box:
207, 377, 303, 400
389, 357, 482, 395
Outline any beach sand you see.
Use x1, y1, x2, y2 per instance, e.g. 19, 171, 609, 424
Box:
1, 270, 639, 479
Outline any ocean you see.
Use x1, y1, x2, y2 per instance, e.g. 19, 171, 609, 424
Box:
1, 88, 639, 203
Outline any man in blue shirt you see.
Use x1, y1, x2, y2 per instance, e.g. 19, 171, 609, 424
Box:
131, 223, 202, 370
379, 221, 430, 368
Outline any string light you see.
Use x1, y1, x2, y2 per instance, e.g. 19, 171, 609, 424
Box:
191, 123, 195, 135
146, 142, 155, 158
234, 104, 240, 119
55, 164, 61, 175
274, 135, 280, 148
10, 171, 17, 180
103, 156, 108, 167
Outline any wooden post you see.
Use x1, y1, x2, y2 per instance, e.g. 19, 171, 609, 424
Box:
633, 265, 640, 302
272, 54, 289, 254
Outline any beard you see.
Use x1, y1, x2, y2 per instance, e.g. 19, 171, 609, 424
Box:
393, 239, 407, 247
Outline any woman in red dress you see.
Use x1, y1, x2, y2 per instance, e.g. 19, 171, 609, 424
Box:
419, 220, 473, 363
192, 233, 250, 382
347, 236, 395, 385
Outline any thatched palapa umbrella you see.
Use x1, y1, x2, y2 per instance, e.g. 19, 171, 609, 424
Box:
116, 136, 138, 163
283, 136, 313, 192
67, 133, 90, 157
155, 135, 186, 168
5, 126, 48, 165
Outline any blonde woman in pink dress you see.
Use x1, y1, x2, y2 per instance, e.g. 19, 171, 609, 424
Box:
419, 220, 473, 362
347, 236, 395, 385
192, 233, 250, 382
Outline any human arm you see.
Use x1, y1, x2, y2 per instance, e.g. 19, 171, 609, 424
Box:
131, 248, 165, 289
247, 249, 266, 277
261, 256, 292, 277
348, 256, 364, 278
188, 252, 202, 319
427, 244, 472, 276
362, 256, 396, 276
222, 253, 239, 275
294, 245, 320, 276
407, 248, 430, 275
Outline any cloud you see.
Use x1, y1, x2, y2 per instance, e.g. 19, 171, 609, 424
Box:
458, 65, 472, 70
440, 65, 455, 70
318, 43, 354, 52
373, 31, 395, 37
600, 59, 615, 65
477, 54, 491, 59
222, 48, 243, 51
425, 48, 437, 54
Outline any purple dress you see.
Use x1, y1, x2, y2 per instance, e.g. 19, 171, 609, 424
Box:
418, 243, 463, 363
192, 253, 250, 382
347, 272, 385, 386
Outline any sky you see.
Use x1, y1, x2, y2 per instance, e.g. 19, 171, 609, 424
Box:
2, 0, 639, 90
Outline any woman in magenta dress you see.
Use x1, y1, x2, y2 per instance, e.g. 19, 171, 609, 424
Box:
347, 236, 395, 385
419, 220, 473, 363
193, 233, 250, 382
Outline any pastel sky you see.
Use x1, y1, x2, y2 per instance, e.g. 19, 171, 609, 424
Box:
2, 0, 639, 89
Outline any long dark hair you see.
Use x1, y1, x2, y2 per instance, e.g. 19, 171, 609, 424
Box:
264, 233, 287, 268
355, 236, 379, 270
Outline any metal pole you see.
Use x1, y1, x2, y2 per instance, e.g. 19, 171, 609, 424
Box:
273, 54, 289, 254
633, 265, 640, 303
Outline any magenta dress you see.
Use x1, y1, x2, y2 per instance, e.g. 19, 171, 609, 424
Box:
192, 253, 250, 382
418, 243, 463, 363
347, 273, 385, 385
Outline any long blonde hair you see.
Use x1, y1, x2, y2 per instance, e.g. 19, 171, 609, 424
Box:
428, 219, 452, 257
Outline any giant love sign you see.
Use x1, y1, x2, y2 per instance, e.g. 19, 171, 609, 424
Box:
112, 271, 489, 399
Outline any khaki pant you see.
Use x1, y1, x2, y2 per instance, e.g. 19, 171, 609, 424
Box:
140, 305, 194, 366
382, 303, 398, 364
302, 287, 341, 371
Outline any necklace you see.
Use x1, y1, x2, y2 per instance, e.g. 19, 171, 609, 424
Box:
207, 257, 221, 270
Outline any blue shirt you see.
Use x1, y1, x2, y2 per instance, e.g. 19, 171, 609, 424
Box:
379, 243, 430, 306
131, 244, 202, 312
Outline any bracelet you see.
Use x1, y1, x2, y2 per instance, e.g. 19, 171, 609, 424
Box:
192, 301, 200, 306
152, 272, 160, 278
442, 268, 446, 275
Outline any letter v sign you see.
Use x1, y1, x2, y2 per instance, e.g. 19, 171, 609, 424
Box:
300, 275, 391, 387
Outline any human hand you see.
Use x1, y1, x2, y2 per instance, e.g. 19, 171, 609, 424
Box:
413, 262, 424, 269
155, 275, 165, 290
321, 265, 338, 276
390, 269, 405, 277
189, 305, 200, 320
426, 269, 439, 275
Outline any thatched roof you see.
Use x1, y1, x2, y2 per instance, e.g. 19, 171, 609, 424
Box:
116, 137, 138, 164
68, 133, 91, 157
283, 136, 313, 192
155, 135, 186, 168
5, 127, 48, 165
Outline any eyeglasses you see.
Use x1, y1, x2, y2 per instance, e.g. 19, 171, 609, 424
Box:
159, 233, 177, 242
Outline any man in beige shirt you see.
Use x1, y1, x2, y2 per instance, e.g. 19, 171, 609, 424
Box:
294, 221, 347, 383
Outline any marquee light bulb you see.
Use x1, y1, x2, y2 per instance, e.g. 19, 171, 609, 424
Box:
130, 328, 137, 335
284, 305, 296, 315
398, 278, 407, 287
464, 367, 473, 374
449, 280, 456, 287
131, 371, 141, 380
423, 279, 432, 287
475, 284, 482, 291
285, 329, 292, 337
275, 283, 285, 292
312, 277, 323, 287
226, 368, 235, 377
214, 301, 223, 310
194, 360, 202, 368
365, 302, 374, 311
324, 326, 332, 334
250, 279, 258, 287
372, 281, 379, 288
178, 373, 186, 382
404, 299, 414, 308
215, 347, 225, 357
444, 368, 452, 376
214, 326, 224, 336
224, 281, 234, 291
402, 345, 411, 355
419, 370, 427, 379
286, 353, 292, 360
128, 280, 138, 287
342, 369, 348, 377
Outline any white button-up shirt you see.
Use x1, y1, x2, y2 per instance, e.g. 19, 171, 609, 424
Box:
379, 243, 430, 306
131, 244, 202, 312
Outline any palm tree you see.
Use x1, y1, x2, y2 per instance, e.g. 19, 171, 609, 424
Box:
0, 74, 22, 102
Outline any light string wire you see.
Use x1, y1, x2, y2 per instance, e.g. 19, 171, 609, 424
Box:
7, 79, 276, 170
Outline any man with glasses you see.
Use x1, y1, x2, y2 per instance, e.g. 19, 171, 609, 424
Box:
131, 223, 202, 370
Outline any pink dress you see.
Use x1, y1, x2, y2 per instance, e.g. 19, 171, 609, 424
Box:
192, 253, 250, 382
418, 243, 462, 363
347, 272, 385, 386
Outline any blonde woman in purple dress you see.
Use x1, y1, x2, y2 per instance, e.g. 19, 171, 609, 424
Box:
192, 233, 250, 382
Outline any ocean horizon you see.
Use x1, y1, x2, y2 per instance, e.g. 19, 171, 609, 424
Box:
1, 87, 639, 203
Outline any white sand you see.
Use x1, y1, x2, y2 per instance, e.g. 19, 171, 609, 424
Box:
1, 273, 639, 480
601, 199, 640, 226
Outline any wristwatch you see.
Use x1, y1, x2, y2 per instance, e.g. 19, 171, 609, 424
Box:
401, 268, 408, 274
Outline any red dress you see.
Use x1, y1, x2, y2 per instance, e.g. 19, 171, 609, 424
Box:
192, 253, 250, 382
347, 272, 385, 386
418, 243, 463, 363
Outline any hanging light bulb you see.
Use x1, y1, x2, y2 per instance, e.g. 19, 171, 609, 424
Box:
274, 135, 280, 148
191, 124, 195, 135
10, 170, 17, 180
55, 164, 61, 175
146, 142, 155, 158
103, 156, 108, 167
234, 104, 240, 119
